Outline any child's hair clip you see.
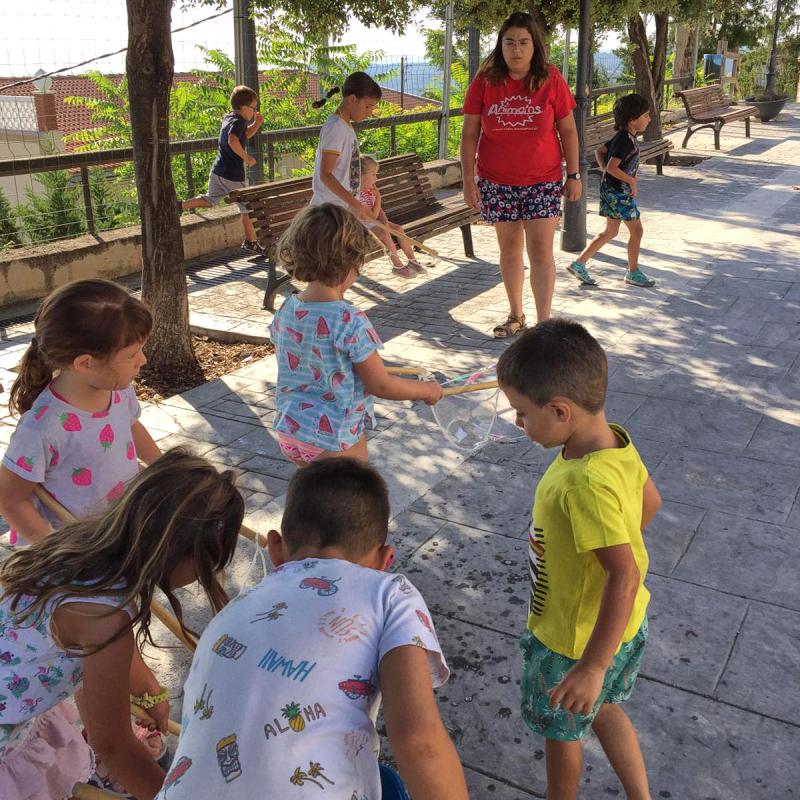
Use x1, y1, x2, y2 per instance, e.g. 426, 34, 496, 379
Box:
312, 87, 341, 109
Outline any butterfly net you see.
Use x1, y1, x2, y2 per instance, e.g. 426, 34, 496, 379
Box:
428, 366, 526, 452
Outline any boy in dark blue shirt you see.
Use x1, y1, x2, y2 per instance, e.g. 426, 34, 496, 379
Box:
182, 85, 265, 253
567, 93, 656, 288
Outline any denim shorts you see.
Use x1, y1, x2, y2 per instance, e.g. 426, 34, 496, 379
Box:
599, 183, 640, 221
477, 178, 562, 223
519, 616, 648, 741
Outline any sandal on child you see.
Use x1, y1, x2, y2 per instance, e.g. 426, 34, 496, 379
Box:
492, 314, 526, 339
392, 264, 414, 278
407, 259, 425, 273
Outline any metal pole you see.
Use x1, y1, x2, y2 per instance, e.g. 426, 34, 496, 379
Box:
562, 27, 571, 81
468, 26, 480, 81
80, 166, 95, 235
234, 0, 263, 183
400, 56, 405, 110
438, 0, 455, 160
561, 0, 590, 252
766, 0, 783, 93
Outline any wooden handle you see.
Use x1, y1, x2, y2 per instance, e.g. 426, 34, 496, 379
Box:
130, 702, 182, 736
366, 226, 389, 253
72, 783, 119, 800
367, 219, 439, 257
150, 600, 197, 651
441, 380, 499, 397
239, 523, 268, 548
33, 484, 76, 525
385, 366, 425, 375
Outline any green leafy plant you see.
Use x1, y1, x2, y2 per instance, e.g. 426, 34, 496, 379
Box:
0, 188, 22, 248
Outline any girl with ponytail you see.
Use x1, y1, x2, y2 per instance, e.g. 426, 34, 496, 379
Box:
310, 71, 382, 214
0, 278, 159, 544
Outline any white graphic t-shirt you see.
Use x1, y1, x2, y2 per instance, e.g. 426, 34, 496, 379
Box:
2, 385, 141, 537
311, 114, 361, 208
156, 559, 448, 800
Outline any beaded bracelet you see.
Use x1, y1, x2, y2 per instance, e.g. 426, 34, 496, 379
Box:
130, 686, 169, 709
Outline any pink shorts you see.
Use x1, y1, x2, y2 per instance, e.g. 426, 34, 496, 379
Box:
277, 432, 326, 463
0, 701, 94, 800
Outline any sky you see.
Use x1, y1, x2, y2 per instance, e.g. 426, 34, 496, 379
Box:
1, 1, 432, 76
1, 1, 621, 77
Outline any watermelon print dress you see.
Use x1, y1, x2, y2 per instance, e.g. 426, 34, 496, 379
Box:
2, 384, 141, 538
270, 294, 383, 452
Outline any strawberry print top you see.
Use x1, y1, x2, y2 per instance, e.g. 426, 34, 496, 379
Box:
0, 590, 132, 757
1, 384, 141, 535
270, 294, 383, 451
462, 64, 576, 186
154, 559, 448, 800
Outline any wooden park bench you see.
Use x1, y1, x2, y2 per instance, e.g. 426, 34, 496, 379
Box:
584, 113, 673, 175
227, 153, 480, 312
675, 84, 758, 150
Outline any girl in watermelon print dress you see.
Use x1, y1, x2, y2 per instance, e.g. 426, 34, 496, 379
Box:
0, 278, 160, 543
270, 204, 442, 465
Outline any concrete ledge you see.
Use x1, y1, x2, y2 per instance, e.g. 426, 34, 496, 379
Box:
0, 205, 244, 306
0, 158, 464, 307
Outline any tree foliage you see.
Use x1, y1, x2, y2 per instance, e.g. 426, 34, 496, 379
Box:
0, 189, 22, 249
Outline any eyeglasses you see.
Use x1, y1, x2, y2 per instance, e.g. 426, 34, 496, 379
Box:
502, 38, 532, 49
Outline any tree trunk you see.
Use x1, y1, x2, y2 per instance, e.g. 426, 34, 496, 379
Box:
126, 0, 198, 374
678, 26, 697, 82
627, 13, 664, 141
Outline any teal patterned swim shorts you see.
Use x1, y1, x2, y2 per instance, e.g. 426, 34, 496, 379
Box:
599, 183, 640, 221
519, 616, 648, 741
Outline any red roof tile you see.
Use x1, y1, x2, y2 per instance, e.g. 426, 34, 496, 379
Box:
0, 72, 437, 151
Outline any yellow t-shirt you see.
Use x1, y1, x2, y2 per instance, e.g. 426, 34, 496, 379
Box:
527, 424, 650, 660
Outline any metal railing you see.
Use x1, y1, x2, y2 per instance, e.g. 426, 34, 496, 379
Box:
0, 108, 461, 238
590, 75, 694, 115
0, 75, 695, 247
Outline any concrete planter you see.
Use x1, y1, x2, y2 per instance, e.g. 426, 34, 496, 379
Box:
745, 95, 789, 122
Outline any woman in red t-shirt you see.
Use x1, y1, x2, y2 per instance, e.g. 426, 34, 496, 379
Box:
461, 12, 581, 337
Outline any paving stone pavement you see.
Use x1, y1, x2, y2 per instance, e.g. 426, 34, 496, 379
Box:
1, 106, 799, 798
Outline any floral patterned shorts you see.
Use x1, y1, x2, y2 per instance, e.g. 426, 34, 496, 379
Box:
519, 616, 648, 741
599, 183, 641, 221
477, 178, 562, 223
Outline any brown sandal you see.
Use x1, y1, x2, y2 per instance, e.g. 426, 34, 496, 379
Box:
493, 314, 526, 339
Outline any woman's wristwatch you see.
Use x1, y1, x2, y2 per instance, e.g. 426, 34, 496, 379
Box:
566, 172, 581, 181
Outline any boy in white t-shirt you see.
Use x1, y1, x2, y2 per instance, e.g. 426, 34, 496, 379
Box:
310, 72, 382, 217
156, 457, 468, 800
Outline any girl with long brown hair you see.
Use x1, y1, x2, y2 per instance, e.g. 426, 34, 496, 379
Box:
0, 278, 161, 544
461, 11, 582, 335
0, 448, 244, 800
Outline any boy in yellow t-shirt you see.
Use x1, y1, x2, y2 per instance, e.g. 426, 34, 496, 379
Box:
497, 319, 662, 800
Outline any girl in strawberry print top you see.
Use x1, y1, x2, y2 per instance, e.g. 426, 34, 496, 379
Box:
461, 12, 581, 336
270, 204, 442, 465
0, 279, 161, 543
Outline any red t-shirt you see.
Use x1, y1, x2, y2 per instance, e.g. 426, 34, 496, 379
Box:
462, 64, 576, 186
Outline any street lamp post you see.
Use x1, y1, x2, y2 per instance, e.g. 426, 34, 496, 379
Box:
561, 0, 591, 252
766, 0, 784, 93
234, 0, 264, 184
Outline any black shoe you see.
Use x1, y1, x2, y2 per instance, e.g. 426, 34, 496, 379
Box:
241, 239, 265, 255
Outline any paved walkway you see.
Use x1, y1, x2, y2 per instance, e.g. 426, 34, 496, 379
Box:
1, 106, 799, 798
